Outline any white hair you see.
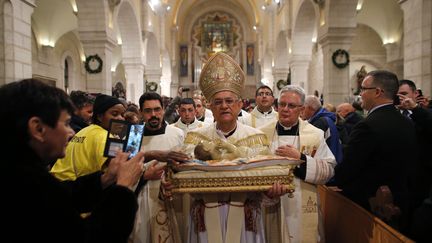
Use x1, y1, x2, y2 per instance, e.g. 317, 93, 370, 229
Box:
279, 85, 306, 105
304, 95, 322, 111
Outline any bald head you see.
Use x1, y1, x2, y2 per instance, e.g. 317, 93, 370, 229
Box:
337, 103, 355, 118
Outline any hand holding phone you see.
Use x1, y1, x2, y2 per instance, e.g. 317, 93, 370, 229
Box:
104, 120, 144, 159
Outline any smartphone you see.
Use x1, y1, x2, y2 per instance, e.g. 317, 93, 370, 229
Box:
417, 89, 423, 97
104, 120, 144, 159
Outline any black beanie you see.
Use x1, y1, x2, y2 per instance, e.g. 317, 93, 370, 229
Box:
92, 94, 123, 122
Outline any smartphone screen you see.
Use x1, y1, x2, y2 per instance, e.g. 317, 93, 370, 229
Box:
104, 120, 144, 159
125, 124, 144, 158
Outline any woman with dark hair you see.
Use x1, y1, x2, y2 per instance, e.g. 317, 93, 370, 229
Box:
0, 79, 144, 243
51, 94, 126, 180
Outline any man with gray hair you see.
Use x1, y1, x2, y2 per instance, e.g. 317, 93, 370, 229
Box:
259, 85, 336, 242
301, 95, 343, 164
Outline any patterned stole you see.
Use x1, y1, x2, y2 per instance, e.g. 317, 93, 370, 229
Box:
260, 119, 320, 242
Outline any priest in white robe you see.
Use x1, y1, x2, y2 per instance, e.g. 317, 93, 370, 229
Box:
131, 92, 189, 243
259, 85, 336, 243
178, 52, 289, 243
243, 85, 278, 128
170, 98, 207, 134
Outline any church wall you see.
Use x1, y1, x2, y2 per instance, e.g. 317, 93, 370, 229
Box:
31, 30, 86, 92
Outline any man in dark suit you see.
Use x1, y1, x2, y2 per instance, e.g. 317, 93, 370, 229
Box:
335, 70, 418, 231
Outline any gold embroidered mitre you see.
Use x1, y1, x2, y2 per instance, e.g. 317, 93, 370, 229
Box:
199, 52, 245, 100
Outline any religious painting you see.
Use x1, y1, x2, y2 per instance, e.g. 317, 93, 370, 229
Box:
194, 14, 239, 55
180, 45, 188, 77
246, 44, 254, 75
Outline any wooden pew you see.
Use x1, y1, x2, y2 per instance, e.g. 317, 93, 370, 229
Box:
318, 185, 414, 243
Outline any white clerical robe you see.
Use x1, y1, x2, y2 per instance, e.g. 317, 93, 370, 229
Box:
170, 118, 207, 134
182, 122, 274, 243
237, 109, 251, 125
259, 119, 336, 243
243, 107, 278, 128
130, 125, 185, 243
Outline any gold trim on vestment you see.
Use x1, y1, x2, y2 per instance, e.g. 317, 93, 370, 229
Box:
170, 167, 296, 196
184, 132, 211, 145
235, 134, 270, 147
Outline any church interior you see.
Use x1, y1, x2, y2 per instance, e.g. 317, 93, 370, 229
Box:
0, 0, 430, 106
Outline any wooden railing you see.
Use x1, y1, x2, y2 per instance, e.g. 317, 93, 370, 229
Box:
318, 185, 414, 243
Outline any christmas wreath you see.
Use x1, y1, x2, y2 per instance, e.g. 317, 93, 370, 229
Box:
146, 81, 158, 92
85, 54, 103, 74
332, 49, 350, 69
277, 79, 287, 90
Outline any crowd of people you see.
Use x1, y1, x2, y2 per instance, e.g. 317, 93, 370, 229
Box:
2, 52, 432, 242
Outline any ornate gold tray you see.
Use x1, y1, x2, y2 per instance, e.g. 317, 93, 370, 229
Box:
167, 156, 302, 195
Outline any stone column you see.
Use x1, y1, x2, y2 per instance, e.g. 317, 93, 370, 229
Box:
289, 55, 311, 93
144, 67, 162, 93
383, 42, 403, 79
318, 28, 356, 105
0, 0, 35, 84
76, 0, 116, 95
80, 38, 116, 95
123, 63, 144, 104
400, 0, 432, 96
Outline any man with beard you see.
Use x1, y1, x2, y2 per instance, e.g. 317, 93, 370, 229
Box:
130, 92, 189, 243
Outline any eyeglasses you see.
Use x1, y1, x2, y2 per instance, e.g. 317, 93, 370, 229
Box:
278, 102, 303, 109
211, 98, 238, 106
360, 86, 377, 92
142, 107, 162, 114
257, 92, 273, 97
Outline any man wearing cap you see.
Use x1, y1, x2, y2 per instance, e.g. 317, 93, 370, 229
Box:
181, 52, 288, 243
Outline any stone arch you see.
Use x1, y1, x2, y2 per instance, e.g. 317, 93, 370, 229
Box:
173, 0, 258, 30
114, 0, 143, 102
114, 0, 142, 63
55, 31, 86, 90
59, 53, 75, 93
160, 50, 172, 96
75, 0, 110, 31
325, 0, 358, 28
292, 0, 317, 56
1, 0, 13, 84
178, 0, 254, 42
144, 32, 160, 68
291, 0, 319, 93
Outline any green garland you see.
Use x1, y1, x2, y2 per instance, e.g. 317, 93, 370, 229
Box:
85, 54, 103, 74
332, 49, 350, 69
